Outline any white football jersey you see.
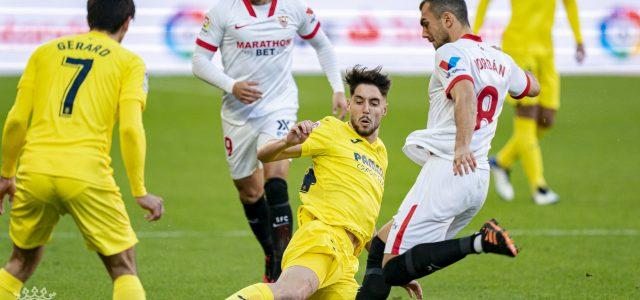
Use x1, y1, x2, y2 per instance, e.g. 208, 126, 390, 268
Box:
404, 34, 531, 166
196, 0, 321, 125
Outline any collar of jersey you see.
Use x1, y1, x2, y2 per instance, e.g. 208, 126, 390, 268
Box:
344, 121, 381, 147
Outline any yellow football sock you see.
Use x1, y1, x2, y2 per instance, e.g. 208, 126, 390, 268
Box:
113, 275, 145, 300
514, 117, 547, 193
0, 269, 23, 300
496, 130, 519, 169
226, 283, 274, 300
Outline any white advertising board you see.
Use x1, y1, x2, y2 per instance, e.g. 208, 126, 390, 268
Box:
0, 0, 639, 75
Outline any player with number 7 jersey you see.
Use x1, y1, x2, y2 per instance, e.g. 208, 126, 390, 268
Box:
0, 2, 164, 297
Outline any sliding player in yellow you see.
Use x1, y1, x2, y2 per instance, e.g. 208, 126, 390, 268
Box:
227, 66, 420, 299
474, 0, 585, 205
0, 1, 164, 299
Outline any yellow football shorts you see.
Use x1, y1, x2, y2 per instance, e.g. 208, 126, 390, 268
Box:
9, 172, 138, 256
506, 51, 560, 110
281, 208, 360, 299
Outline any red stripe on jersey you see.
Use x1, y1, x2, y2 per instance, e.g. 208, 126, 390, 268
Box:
513, 72, 531, 99
445, 75, 474, 99
300, 22, 321, 40
461, 34, 483, 42
196, 38, 218, 52
268, 0, 278, 17
242, 0, 257, 17
391, 204, 418, 255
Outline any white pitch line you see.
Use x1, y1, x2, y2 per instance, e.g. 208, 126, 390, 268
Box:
0, 229, 638, 240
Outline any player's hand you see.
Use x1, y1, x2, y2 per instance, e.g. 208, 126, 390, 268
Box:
136, 193, 164, 222
403, 280, 424, 299
332, 92, 348, 120
232, 81, 263, 104
575, 43, 586, 64
285, 120, 314, 146
453, 146, 477, 176
0, 177, 16, 215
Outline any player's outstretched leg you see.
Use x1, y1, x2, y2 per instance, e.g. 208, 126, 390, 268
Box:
0, 245, 44, 300
382, 219, 518, 286
227, 265, 319, 300
99, 247, 145, 300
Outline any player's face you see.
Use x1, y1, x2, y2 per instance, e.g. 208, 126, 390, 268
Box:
420, 3, 450, 49
348, 84, 387, 137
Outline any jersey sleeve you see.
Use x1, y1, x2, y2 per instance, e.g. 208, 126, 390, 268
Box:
506, 56, 531, 99
119, 55, 148, 109
434, 45, 474, 99
196, 6, 225, 52
300, 117, 334, 157
293, 0, 321, 40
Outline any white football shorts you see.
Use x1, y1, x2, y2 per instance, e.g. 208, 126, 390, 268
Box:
221, 110, 297, 180
385, 155, 490, 255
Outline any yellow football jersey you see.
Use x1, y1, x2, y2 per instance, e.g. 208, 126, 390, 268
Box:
15, 31, 147, 190
299, 116, 388, 245
475, 0, 583, 55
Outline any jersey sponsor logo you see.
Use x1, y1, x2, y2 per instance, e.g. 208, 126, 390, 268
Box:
439, 56, 461, 71
300, 167, 317, 193
277, 15, 289, 28
276, 120, 291, 138
354, 152, 384, 184
236, 39, 292, 49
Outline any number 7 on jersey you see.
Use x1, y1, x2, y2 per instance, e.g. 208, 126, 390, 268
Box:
60, 57, 93, 116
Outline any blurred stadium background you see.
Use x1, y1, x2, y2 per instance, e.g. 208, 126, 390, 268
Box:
1, 0, 639, 299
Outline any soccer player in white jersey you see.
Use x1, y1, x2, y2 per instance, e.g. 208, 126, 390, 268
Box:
356, 1, 541, 298
191, 0, 345, 282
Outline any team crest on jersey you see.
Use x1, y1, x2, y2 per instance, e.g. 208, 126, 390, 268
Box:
277, 15, 289, 28
439, 56, 461, 71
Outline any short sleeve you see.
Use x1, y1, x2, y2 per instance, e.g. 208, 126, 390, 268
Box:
434, 45, 474, 99
119, 55, 148, 109
507, 56, 531, 99
18, 47, 40, 90
294, 0, 321, 40
196, 7, 225, 52
300, 117, 334, 157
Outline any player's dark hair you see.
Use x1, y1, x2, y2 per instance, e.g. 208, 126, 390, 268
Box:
345, 65, 391, 97
419, 0, 470, 27
87, 0, 136, 34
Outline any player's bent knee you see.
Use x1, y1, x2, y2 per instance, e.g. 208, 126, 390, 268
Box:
100, 248, 137, 280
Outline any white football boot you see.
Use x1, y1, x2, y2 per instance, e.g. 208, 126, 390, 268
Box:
489, 157, 515, 201
533, 187, 559, 205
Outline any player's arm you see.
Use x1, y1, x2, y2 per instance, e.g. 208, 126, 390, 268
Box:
562, 0, 586, 63
258, 121, 315, 162
509, 59, 541, 99
473, 0, 492, 34
449, 80, 478, 176
0, 50, 37, 213
119, 59, 164, 222
296, 2, 347, 119
192, 8, 262, 104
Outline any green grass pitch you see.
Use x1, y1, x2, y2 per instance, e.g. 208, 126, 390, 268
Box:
0, 75, 639, 299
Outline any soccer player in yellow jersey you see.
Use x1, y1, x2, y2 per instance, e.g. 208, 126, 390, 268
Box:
474, 0, 586, 205
0, 1, 164, 299
227, 66, 414, 299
